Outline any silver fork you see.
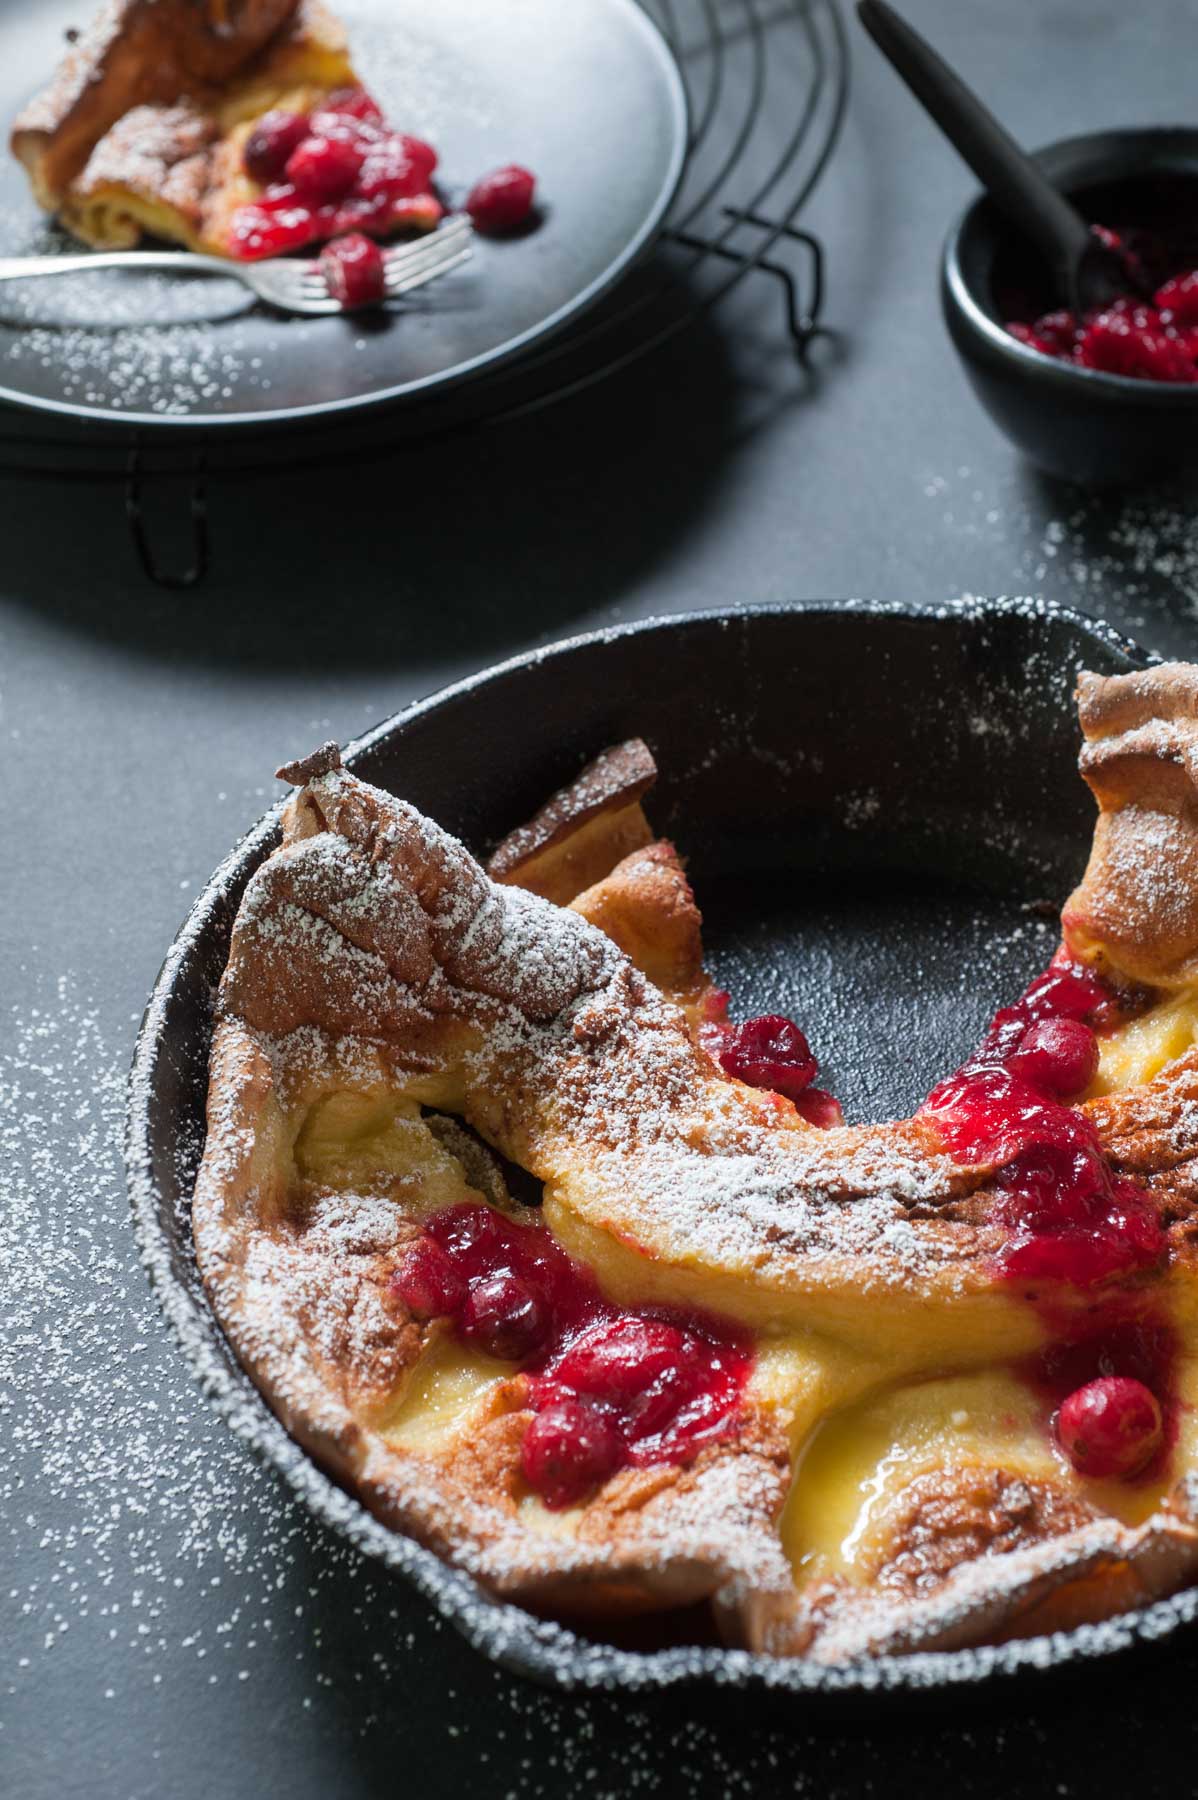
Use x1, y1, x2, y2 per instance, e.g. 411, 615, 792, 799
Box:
0, 213, 473, 315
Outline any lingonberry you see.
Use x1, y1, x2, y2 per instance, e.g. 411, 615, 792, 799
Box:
391, 1239, 464, 1319
459, 1271, 549, 1361
466, 164, 537, 233
242, 109, 310, 185
1078, 311, 1197, 383
357, 136, 429, 203
521, 1399, 622, 1508
793, 1086, 844, 1128
1155, 269, 1198, 326
1056, 1376, 1163, 1479
319, 232, 387, 307
285, 132, 365, 203
717, 1013, 818, 1101
324, 86, 384, 123
1006, 1016, 1099, 1098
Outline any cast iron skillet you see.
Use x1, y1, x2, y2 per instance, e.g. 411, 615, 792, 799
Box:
127, 598, 1198, 1698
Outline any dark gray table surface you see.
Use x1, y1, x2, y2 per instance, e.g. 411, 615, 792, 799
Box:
6, 2, 1198, 1795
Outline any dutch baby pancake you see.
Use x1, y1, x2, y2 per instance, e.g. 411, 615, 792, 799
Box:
11, 0, 441, 257
194, 665, 1198, 1661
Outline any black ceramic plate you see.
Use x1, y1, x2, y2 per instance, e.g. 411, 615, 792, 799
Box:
128, 598, 1198, 1698
0, 0, 685, 429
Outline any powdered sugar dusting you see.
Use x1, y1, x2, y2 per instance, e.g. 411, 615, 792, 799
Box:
26, 600, 1189, 1716
1, 975, 455, 1730
0, 279, 277, 415
183, 745, 1198, 1672
1102, 806, 1197, 931
920, 463, 1198, 634
0, 967, 1162, 1781
569, 1131, 965, 1290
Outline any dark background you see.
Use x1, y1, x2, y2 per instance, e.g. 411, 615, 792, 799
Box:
6, 1, 1198, 1795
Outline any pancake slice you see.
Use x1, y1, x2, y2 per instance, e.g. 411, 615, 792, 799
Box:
12, 0, 440, 255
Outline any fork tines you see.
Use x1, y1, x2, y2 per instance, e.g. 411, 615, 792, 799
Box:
298, 215, 474, 300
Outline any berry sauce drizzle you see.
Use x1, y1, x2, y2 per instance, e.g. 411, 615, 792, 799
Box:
228, 87, 443, 260
228, 93, 542, 262
919, 953, 1164, 1288
920, 951, 1176, 1481
394, 957, 1175, 1499
393, 1203, 752, 1510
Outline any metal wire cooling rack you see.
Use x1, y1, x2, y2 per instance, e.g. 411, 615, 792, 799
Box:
416, 0, 851, 431
0, 0, 849, 585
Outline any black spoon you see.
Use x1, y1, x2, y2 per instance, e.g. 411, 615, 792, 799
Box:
857, 0, 1149, 314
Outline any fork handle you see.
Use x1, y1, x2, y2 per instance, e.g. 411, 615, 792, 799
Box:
0, 251, 239, 281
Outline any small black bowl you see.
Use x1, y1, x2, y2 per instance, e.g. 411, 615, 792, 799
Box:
942, 127, 1198, 486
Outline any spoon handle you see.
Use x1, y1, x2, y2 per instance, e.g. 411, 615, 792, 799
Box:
857, 0, 1092, 301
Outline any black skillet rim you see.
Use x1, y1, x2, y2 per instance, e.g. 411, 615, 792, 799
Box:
126, 596, 1198, 1698
0, 0, 689, 436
